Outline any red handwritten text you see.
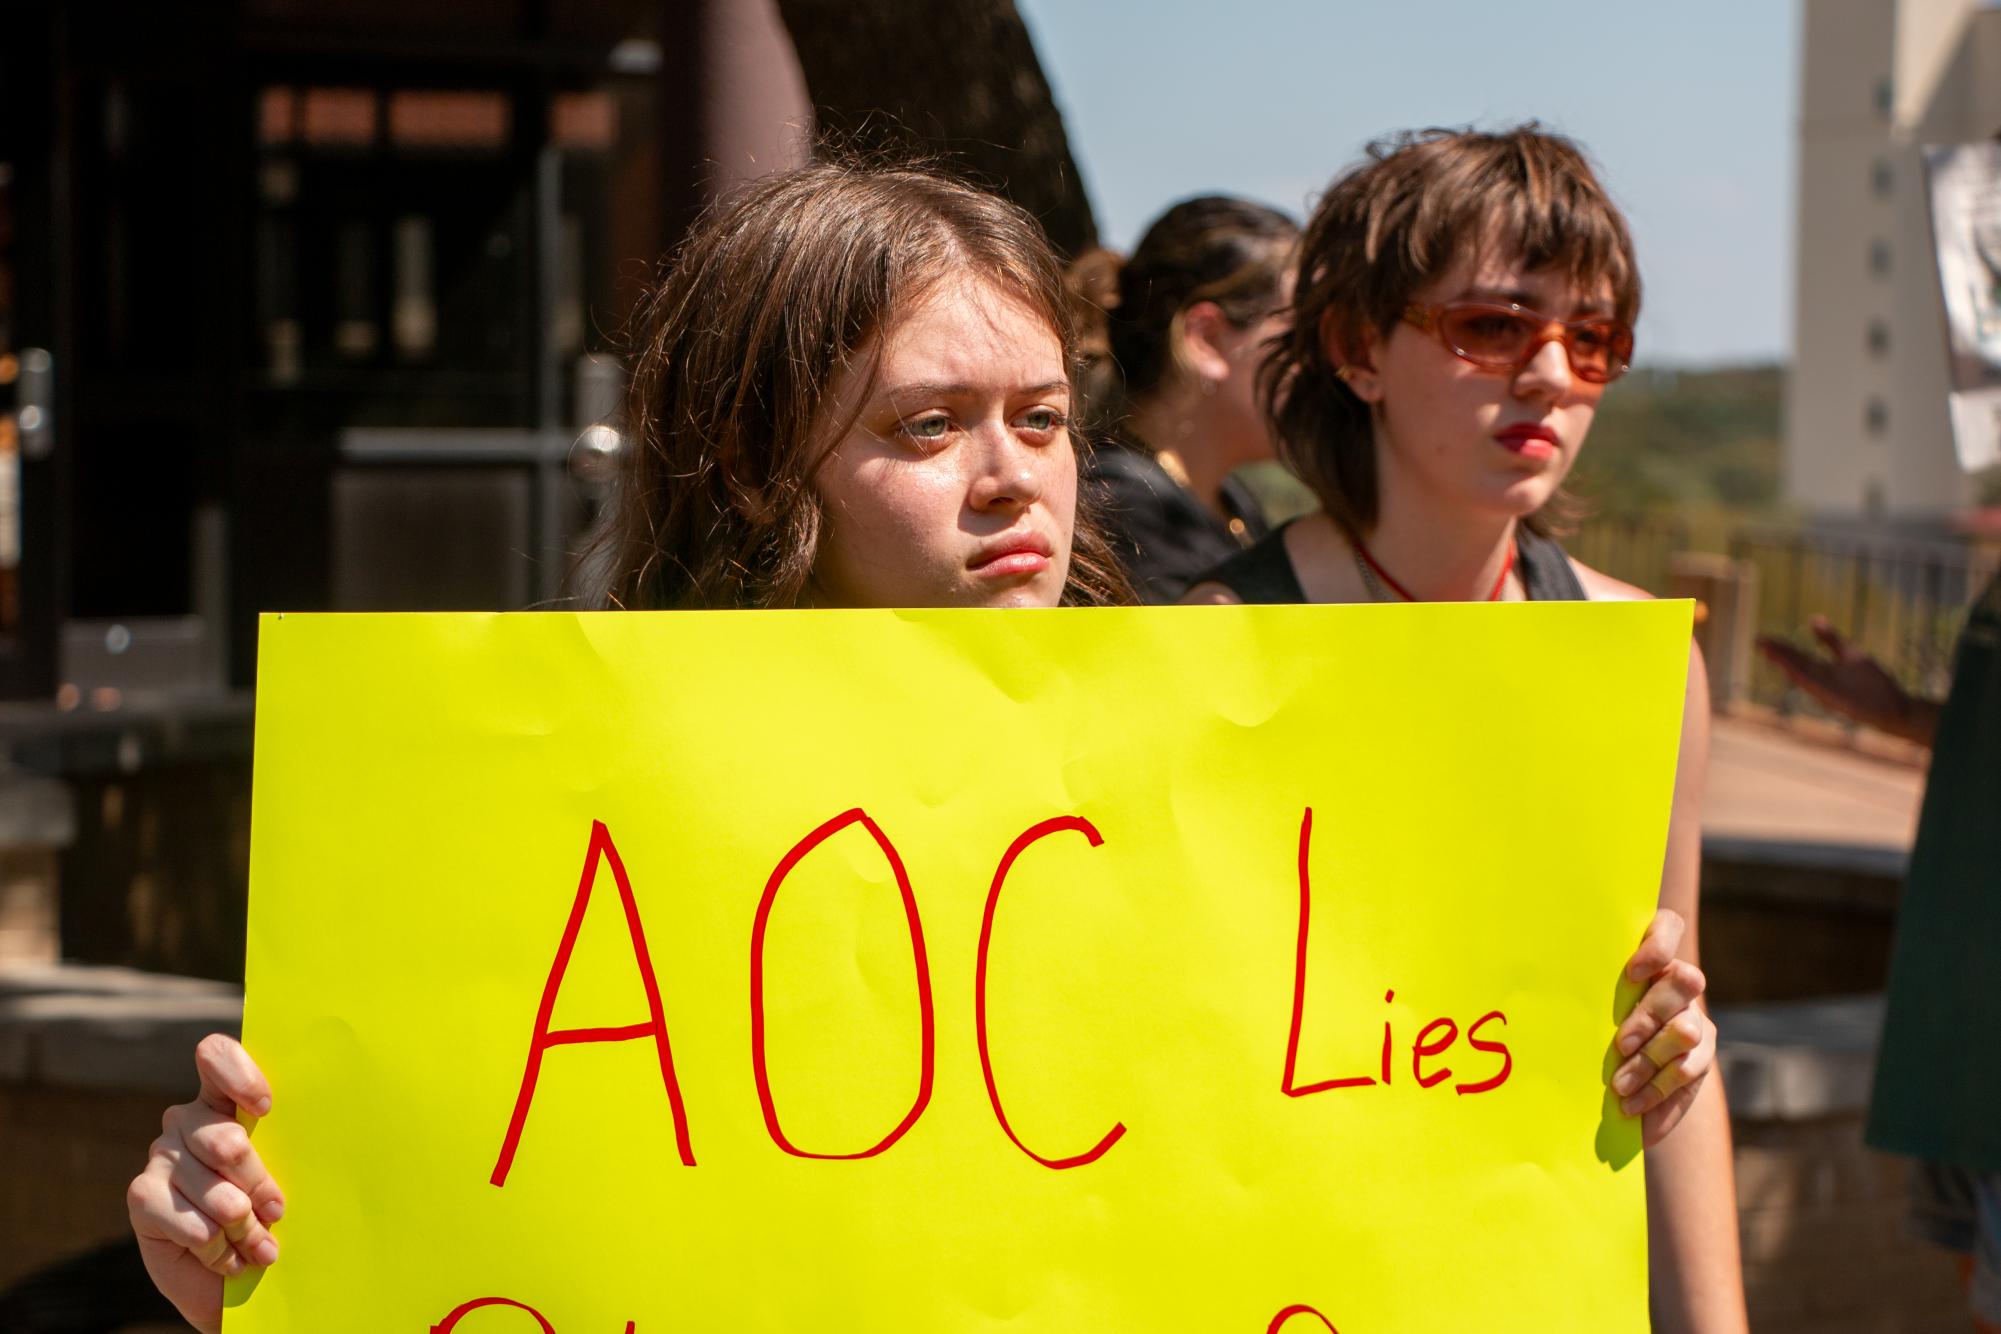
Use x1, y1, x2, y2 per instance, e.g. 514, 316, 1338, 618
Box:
1282, 808, 1513, 1099
491, 821, 695, 1186
493, 805, 1513, 1190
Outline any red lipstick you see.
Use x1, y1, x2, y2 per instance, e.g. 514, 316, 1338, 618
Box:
1494, 422, 1560, 461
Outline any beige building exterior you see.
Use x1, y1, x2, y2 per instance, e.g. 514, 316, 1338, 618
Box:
1789, 0, 2001, 522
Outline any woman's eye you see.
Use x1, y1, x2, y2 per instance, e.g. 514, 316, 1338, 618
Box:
900, 415, 952, 441
1017, 408, 1066, 433
1464, 315, 1521, 341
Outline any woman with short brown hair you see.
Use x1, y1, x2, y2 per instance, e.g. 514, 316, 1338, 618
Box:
1190, 124, 1745, 1332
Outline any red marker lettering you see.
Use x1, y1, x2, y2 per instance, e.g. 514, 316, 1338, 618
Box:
430, 1299, 634, 1333
491, 821, 695, 1187
1267, 1304, 1341, 1332
431, 1296, 556, 1333
1455, 1009, 1513, 1095
750, 808, 935, 1159
976, 815, 1126, 1170
1380, 989, 1395, 1085
1282, 808, 1376, 1095
1411, 1016, 1458, 1089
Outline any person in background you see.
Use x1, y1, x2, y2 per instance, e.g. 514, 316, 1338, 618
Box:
1187, 125, 1747, 1332
1760, 582, 2001, 1334
1072, 196, 1297, 602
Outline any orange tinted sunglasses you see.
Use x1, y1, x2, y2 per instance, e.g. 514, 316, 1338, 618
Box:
1403, 302, 1634, 384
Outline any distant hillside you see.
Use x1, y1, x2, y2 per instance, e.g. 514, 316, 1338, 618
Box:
1567, 364, 1784, 516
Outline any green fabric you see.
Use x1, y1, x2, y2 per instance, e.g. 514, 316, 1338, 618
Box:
1867, 573, 2001, 1171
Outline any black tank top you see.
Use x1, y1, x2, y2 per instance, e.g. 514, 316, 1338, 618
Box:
1197, 522, 1589, 604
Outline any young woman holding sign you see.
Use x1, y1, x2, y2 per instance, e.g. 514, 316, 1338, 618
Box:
1186, 126, 1746, 1332
126, 157, 1717, 1332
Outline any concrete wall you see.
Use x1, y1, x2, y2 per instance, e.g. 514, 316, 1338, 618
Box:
1787, 0, 1997, 522
1790, 0, 1906, 517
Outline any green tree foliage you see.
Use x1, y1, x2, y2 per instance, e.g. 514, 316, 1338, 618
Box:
1567, 364, 1785, 517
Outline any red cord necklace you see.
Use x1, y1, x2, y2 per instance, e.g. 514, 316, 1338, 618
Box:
1351, 533, 1516, 603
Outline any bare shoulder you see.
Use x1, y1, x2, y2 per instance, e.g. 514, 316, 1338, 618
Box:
1180, 581, 1244, 606
1568, 554, 1712, 704
1568, 556, 1650, 603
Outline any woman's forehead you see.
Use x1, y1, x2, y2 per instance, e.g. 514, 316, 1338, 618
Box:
1422, 247, 1617, 312
876, 274, 1067, 388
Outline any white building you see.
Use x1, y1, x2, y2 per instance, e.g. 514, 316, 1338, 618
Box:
1788, 0, 2001, 524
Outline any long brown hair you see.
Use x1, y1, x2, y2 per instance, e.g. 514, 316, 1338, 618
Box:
1267, 125, 1641, 537
589, 160, 1132, 609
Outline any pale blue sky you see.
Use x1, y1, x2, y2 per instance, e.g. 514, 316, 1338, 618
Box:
1013, 1, 1799, 368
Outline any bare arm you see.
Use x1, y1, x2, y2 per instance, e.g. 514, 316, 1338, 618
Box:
1756, 616, 1941, 747
1642, 645, 1749, 1333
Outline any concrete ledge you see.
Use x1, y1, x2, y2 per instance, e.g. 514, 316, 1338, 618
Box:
0, 691, 253, 779
0, 963, 241, 1096
1702, 835, 1909, 883
1716, 994, 1884, 1122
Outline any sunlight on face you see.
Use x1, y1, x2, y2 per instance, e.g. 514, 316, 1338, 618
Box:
1351, 249, 1616, 523
808, 274, 1078, 609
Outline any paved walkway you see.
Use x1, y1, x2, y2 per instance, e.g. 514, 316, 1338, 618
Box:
1704, 713, 1926, 854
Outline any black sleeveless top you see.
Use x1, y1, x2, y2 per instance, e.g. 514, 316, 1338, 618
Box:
1084, 442, 1270, 604
1196, 522, 1588, 603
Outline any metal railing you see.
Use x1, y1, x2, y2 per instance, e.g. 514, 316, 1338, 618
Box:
1727, 528, 1999, 709
1569, 515, 1999, 712
1565, 513, 1690, 597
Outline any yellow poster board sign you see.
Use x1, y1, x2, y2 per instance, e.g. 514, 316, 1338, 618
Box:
231, 603, 1688, 1332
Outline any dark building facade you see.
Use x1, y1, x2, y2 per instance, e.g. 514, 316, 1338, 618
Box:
0, 0, 1094, 983
0, 0, 818, 981
2, 0, 819, 699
